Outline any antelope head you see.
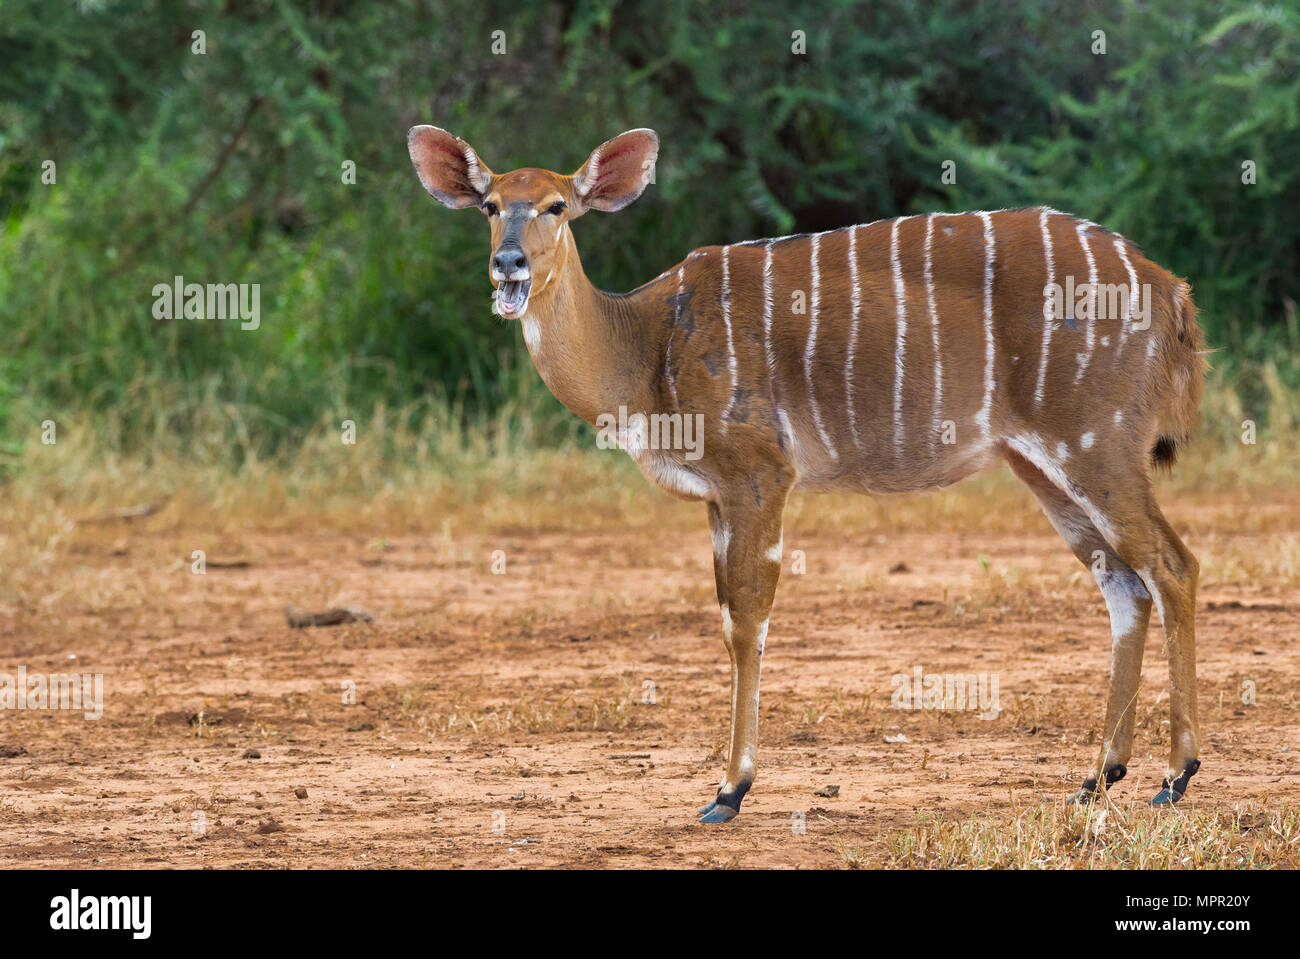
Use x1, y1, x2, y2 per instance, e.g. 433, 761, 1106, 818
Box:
406, 125, 659, 319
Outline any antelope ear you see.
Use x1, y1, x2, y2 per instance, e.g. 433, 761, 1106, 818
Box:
407, 125, 494, 209
571, 128, 658, 213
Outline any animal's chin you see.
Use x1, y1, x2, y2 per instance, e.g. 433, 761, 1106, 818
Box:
496, 278, 531, 318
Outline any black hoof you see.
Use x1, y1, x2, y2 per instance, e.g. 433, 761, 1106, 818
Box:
1067, 763, 1126, 804
1151, 759, 1200, 806
697, 782, 748, 822
699, 804, 737, 823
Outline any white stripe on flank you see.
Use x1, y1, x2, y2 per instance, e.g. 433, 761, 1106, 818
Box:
1114, 238, 1139, 359
1074, 222, 1098, 383
1034, 208, 1057, 407
924, 214, 943, 443
667, 266, 684, 411
891, 217, 908, 454
763, 241, 776, 384
806, 232, 838, 460
845, 226, 863, 451
721, 246, 738, 426
974, 212, 996, 439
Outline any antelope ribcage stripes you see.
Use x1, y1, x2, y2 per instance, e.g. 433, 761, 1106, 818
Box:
692, 207, 1155, 470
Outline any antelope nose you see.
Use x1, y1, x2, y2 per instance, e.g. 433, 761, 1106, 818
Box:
493, 248, 528, 277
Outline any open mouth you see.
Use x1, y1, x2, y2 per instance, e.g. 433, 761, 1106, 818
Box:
496, 278, 531, 317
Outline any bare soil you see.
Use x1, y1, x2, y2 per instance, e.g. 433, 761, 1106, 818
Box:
1, 492, 1297, 868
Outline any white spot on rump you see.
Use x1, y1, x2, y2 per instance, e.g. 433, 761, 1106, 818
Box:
1114, 409, 1124, 425
1081, 431, 1095, 449
1057, 441, 1070, 460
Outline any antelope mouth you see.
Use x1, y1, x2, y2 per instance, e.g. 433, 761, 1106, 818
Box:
496, 278, 531, 318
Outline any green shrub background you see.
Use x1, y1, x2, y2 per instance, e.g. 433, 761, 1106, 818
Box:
2, 0, 1297, 471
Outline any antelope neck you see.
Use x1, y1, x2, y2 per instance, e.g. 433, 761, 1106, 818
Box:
520, 231, 667, 426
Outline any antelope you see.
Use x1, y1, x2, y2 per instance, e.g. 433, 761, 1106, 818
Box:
407, 125, 1207, 822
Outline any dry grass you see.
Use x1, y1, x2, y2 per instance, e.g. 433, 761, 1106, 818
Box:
388, 679, 649, 737
4, 397, 1298, 588
882, 799, 1300, 869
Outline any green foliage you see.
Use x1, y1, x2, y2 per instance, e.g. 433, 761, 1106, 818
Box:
0, 0, 1296, 464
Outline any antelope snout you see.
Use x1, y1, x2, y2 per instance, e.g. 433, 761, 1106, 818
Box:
491, 246, 530, 282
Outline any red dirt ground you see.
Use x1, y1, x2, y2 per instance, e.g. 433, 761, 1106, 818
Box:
1, 493, 1297, 868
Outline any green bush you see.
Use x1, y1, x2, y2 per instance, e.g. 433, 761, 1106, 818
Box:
1, 0, 1296, 466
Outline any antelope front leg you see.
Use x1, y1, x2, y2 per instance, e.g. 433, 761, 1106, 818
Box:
698, 494, 786, 824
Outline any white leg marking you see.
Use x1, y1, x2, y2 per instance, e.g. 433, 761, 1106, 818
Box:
712, 521, 731, 561
1035, 208, 1057, 407
891, 217, 909, 455
1135, 567, 1169, 630
1006, 433, 1119, 545
756, 617, 769, 659
1095, 567, 1150, 643
924, 214, 943, 444
806, 232, 838, 460
1074, 222, 1098, 384
845, 226, 863, 451
722, 245, 738, 426
975, 212, 996, 439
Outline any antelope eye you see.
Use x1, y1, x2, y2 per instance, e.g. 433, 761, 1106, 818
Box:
545, 201, 566, 216
482, 202, 499, 216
